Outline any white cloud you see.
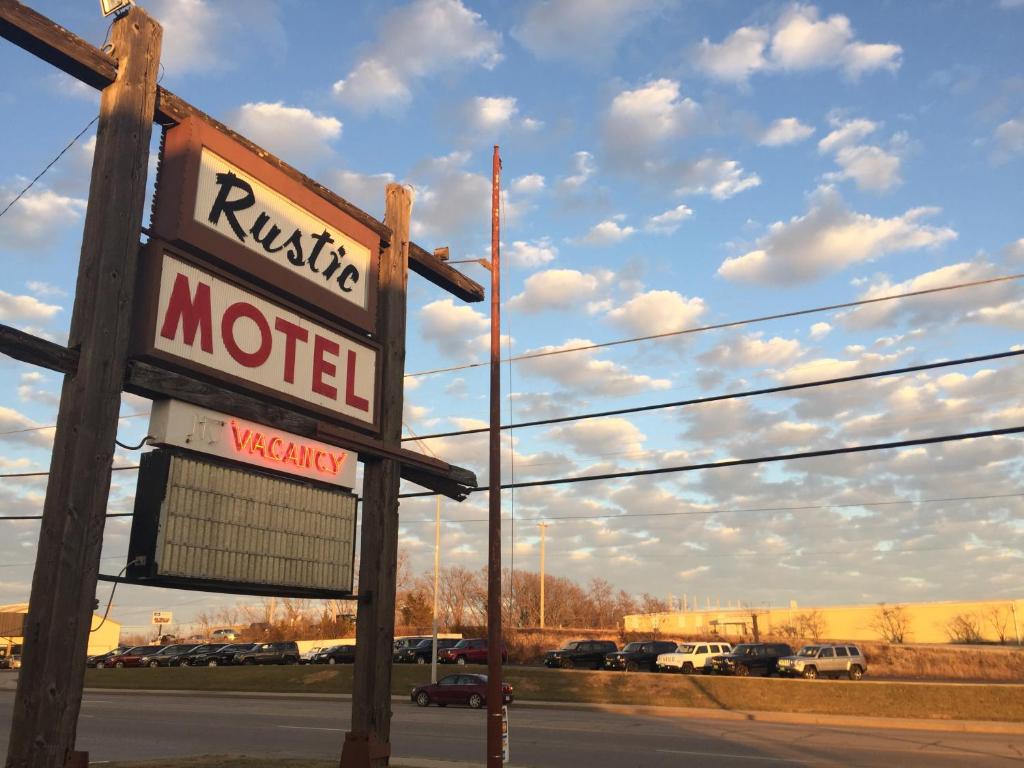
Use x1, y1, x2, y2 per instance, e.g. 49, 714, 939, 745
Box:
694, 4, 902, 83
419, 298, 490, 359
606, 290, 705, 337
760, 117, 815, 146
672, 157, 761, 200
967, 300, 1024, 329
827, 144, 902, 191
0, 291, 62, 324
328, 170, 396, 218
0, 406, 54, 449
698, 333, 803, 369
512, 0, 663, 63
508, 269, 605, 313
0, 187, 86, 250
506, 238, 558, 268
604, 79, 701, 160
548, 417, 647, 457
1004, 238, 1024, 263
818, 118, 879, 153
332, 0, 501, 111
646, 204, 693, 234
518, 338, 671, 396
231, 102, 341, 169
26, 281, 66, 298
809, 322, 832, 340
993, 115, 1024, 162
559, 151, 596, 189
580, 219, 635, 245
718, 186, 956, 285
511, 174, 546, 194
463, 96, 541, 134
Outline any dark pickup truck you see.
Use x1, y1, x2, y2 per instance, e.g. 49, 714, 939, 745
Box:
604, 641, 678, 672
709, 643, 794, 677
544, 640, 618, 669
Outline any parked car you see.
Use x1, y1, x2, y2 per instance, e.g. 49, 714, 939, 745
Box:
656, 641, 733, 674
99, 645, 165, 668
543, 640, 618, 669
411, 673, 513, 709
210, 628, 238, 642
299, 647, 322, 664
137, 644, 200, 668
394, 636, 430, 653
395, 638, 460, 664
778, 644, 867, 680
176, 643, 228, 666
0, 655, 21, 670
185, 643, 255, 667
709, 643, 794, 677
438, 638, 507, 665
86, 647, 129, 668
603, 640, 678, 672
234, 641, 300, 665
312, 644, 356, 664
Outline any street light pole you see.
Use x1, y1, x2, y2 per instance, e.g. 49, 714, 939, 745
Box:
431, 494, 441, 685
486, 144, 503, 768
538, 522, 548, 630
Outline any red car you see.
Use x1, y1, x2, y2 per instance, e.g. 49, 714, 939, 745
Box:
438, 638, 508, 665
98, 645, 164, 668
411, 673, 513, 709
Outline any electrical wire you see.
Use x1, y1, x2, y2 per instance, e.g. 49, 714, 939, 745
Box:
402, 348, 1024, 442
0, 466, 138, 479
0, 411, 149, 439
404, 272, 1024, 379
396, 424, 1024, 498
0, 116, 99, 222
115, 435, 153, 451
92, 559, 140, 633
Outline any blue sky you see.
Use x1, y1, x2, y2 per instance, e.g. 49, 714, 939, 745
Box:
1, 0, 1022, 632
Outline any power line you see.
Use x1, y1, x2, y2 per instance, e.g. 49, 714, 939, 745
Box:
397, 425, 1024, 498
0, 465, 138, 479
402, 348, 1024, 442
0, 512, 132, 522
0, 411, 149, 439
0, 116, 99, 222
405, 272, 1024, 378
397, 491, 1024, 525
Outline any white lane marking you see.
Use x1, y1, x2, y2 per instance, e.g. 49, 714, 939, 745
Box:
277, 725, 346, 732
657, 749, 815, 764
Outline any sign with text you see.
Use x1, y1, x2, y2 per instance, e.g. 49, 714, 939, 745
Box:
152, 116, 379, 333
148, 399, 358, 489
127, 450, 357, 597
133, 243, 380, 433
151, 611, 172, 625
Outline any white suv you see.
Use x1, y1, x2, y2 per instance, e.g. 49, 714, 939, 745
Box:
657, 641, 732, 674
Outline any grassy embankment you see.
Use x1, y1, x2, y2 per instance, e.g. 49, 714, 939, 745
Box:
84, 663, 1024, 722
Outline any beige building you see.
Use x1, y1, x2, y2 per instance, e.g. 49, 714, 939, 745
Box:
624, 598, 1024, 645
0, 603, 122, 659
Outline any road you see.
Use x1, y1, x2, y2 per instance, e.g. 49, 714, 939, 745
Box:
1, 691, 1023, 766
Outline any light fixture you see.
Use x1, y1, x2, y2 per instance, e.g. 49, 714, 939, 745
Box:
99, 0, 134, 18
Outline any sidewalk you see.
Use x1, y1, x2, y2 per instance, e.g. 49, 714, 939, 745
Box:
79, 686, 1024, 736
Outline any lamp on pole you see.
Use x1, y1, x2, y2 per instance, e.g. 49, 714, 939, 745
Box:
538, 522, 548, 630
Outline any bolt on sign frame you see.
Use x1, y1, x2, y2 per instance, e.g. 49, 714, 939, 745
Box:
0, 3, 483, 767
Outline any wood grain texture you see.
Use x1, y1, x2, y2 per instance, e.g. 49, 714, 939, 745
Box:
5, 9, 162, 767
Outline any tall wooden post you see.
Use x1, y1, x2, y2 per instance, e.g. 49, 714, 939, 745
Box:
5, 9, 161, 768
341, 184, 411, 768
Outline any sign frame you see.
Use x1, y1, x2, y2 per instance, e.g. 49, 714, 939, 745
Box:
127, 448, 359, 599
151, 116, 381, 335
131, 240, 382, 436
151, 611, 172, 625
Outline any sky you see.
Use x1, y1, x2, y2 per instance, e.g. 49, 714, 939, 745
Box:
0, 0, 1022, 634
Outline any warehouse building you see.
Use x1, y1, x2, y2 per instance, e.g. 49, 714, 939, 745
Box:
0, 603, 121, 661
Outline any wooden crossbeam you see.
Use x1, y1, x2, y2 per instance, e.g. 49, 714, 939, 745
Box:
0, 0, 485, 304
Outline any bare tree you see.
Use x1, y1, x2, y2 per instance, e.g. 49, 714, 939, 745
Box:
870, 603, 910, 644
985, 605, 1011, 644
796, 610, 827, 642
945, 613, 984, 644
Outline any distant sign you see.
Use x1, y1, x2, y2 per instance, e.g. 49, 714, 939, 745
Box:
147, 399, 358, 489
128, 450, 358, 597
151, 116, 379, 333
152, 611, 172, 625
133, 244, 380, 433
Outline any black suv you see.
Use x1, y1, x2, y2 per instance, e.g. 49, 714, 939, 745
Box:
186, 643, 255, 667
395, 638, 460, 664
544, 640, 618, 669
235, 641, 300, 665
710, 643, 793, 677
604, 641, 678, 672
313, 644, 357, 664
137, 644, 200, 667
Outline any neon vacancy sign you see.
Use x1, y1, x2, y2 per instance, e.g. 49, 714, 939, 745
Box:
147, 399, 357, 488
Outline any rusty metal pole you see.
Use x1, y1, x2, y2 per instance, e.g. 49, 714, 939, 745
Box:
486, 145, 503, 767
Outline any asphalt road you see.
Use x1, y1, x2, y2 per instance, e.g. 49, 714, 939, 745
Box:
1, 691, 1023, 767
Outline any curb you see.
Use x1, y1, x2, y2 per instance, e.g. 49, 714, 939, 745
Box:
80, 688, 1024, 735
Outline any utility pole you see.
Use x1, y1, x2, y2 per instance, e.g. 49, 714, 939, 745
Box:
486, 145, 503, 768
5, 9, 162, 768
538, 522, 549, 629
431, 494, 441, 684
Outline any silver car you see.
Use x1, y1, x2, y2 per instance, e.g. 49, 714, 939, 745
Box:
777, 644, 867, 680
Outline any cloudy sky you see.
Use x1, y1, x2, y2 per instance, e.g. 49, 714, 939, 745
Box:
1, 0, 1022, 632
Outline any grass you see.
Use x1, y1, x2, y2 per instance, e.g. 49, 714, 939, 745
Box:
84, 663, 1024, 722
103, 760, 333, 768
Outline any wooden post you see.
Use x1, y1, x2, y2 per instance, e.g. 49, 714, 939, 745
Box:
340, 184, 411, 768
4, 8, 161, 768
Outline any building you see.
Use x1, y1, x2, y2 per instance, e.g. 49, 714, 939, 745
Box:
0, 603, 121, 660
624, 598, 1024, 645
